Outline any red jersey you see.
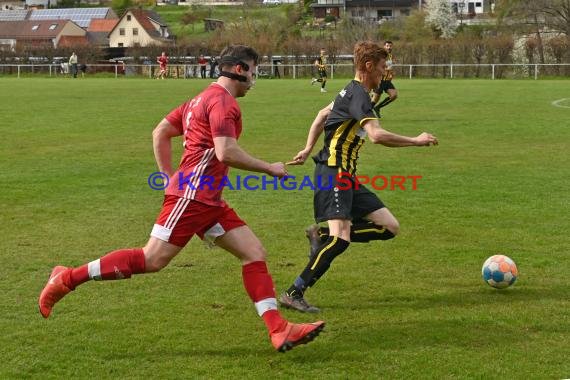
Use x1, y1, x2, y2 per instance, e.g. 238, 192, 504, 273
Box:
158, 56, 168, 69
165, 83, 242, 207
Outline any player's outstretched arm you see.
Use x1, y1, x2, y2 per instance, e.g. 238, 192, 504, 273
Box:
290, 103, 332, 165
213, 136, 287, 178
152, 118, 183, 177
362, 119, 438, 147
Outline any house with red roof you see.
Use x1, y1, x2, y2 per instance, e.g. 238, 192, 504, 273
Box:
108, 8, 173, 47
0, 19, 86, 49
86, 18, 118, 47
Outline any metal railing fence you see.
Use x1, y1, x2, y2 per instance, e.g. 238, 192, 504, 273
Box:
1, 63, 569, 79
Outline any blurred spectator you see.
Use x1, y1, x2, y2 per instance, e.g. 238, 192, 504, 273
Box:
199, 55, 207, 78
69, 52, 78, 78
272, 58, 281, 79
209, 56, 218, 78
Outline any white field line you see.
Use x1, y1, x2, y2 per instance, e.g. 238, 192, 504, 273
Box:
551, 98, 570, 109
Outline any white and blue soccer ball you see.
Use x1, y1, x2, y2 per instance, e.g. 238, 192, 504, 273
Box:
482, 255, 518, 289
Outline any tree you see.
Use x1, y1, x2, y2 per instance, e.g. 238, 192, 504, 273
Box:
496, 0, 547, 63
499, 0, 570, 37
335, 18, 382, 47
401, 10, 432, 41
546, 35, 570, 75
542, 0, 570, 36
424, 0, 457, 39
497, 0, 570, 65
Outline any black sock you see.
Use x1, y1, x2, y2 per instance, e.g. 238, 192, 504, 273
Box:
350, 221, 395, 242
321, 81, 326, 89
377, 96, 394, 109
318, 222, 395, 243
287, 236, 350, 297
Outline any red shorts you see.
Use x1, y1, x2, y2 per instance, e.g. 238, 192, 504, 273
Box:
150, 195, 246, 247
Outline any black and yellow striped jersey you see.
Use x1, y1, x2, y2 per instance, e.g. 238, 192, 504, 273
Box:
313, 80, 378, 175
382, 52, 394, 81
316, 54, 327, 72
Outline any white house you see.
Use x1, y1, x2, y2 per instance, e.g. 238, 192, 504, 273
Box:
108, 9, 173, 47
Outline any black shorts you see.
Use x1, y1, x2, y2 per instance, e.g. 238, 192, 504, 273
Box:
313, 164, 385, 223
318, 70, 327, 79
374, 80, 395, 94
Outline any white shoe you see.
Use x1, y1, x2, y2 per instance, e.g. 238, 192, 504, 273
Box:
320, 88, 327, 93
311, 78, 317, 85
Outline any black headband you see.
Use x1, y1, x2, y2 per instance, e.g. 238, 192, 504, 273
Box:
218, 56, 251, 82
218, 55, 250, 70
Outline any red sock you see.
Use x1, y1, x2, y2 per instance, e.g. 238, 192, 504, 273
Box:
242, 261, 287, 334
68, 248, 145, 289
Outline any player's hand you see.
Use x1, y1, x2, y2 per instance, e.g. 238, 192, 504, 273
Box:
287, 149, 311, 166
414, 132, 438, 146
267, 162, 288, 178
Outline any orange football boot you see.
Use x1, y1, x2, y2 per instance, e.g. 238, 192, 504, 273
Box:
39, 266, 72, 318
270, 321, 325, 352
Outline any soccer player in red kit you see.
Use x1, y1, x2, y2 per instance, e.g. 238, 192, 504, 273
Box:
156, 51, 168, 79
38, 45, 325, 353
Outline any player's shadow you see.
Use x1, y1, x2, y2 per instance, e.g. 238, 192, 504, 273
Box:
324, 285, 567, 312
107, 343, 325, 362
331, 317, 529, 352
310, 285, 568, 350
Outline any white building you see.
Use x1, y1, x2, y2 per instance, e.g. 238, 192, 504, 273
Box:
108, 8, 173, 47
450, 0, 494, 16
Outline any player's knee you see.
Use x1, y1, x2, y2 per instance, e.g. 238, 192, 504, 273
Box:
247, 243, 267, 262
391, 93, 398, 100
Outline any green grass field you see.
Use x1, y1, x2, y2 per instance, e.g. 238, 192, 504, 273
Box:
1, 78, 569, 379
155, 4, 298, 37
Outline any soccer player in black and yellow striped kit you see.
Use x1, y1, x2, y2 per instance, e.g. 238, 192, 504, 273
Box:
371, 41, 398, 115
311, 48, 328, 93
279, 41, 438, 313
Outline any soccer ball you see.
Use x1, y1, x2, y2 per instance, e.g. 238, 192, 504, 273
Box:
482, 255, 518, 289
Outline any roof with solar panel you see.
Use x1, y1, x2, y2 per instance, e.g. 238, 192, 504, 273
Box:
27, 7, 117, 28
0, 10, 29, 22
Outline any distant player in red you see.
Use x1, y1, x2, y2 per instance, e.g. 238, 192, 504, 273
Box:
198, 54, 207, 78
38, 45, 325, 353
156, 51, 168, 79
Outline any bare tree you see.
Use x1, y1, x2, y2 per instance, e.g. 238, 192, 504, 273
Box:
497, 0, 570, 64
546, 35, 570, 75
471, 37, 486, 78
542, 0, 570, 36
